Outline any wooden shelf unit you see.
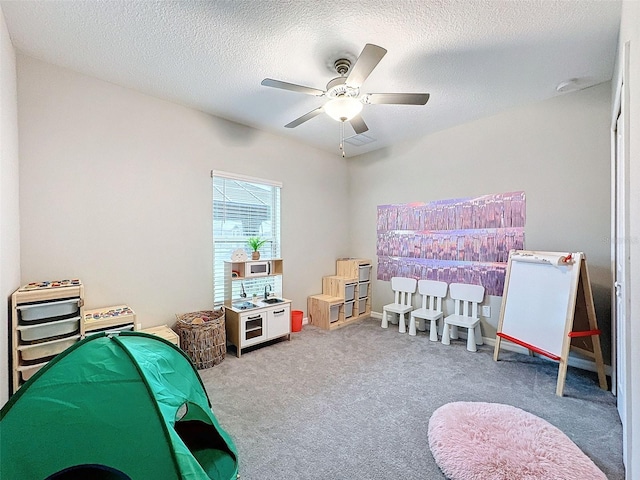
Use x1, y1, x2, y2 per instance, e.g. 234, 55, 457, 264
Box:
10, 282, 85, 394
223, 259, 283, 303
83, 305, 137, 334
336, 258, 373, 281
308, 258, 372, 330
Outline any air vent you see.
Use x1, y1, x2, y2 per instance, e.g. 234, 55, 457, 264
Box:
344, 133, 376, 147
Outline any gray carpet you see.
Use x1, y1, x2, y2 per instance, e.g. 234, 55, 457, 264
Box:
198, 318, 624, 480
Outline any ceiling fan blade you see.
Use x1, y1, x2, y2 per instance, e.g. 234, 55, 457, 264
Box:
345, 44, 387, 88
349, 114, 369, 135
261, 78, 325, 96
365, 93, 430, 105
284, 107, 325, 128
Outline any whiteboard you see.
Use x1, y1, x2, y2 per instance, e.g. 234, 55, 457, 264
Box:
500, 253, 579, 357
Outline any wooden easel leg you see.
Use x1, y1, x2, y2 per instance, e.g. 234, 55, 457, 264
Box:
493, 336, 502, 361
556, 359, 569, 397
592, 334, 608, 390
581, 260, 609, 390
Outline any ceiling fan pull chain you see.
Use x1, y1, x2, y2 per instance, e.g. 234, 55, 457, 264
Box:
340, 121, 346, 157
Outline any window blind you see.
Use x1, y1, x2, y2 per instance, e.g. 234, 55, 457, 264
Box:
212, 171, 282, 305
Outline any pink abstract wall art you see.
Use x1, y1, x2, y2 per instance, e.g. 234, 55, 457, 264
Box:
376, 192, 525, 296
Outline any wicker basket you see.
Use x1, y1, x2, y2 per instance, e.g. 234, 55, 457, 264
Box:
175, 309, 226, 369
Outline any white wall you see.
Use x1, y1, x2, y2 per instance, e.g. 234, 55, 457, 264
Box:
348, 83, 612, 360
0, 5, 20, 406
617, 2, 640, 477
7, 24, 624, 409
16, 55, 350, 327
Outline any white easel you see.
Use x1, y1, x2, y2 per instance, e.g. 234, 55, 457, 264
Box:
493, 250, 607, 397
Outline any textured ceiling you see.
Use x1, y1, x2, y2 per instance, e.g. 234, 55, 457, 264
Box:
1, 0, 622, 157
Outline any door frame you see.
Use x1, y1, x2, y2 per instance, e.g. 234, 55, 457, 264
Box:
611, 39, 631, 473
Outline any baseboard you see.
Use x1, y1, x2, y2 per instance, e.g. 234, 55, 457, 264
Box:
369, 310, 611, 377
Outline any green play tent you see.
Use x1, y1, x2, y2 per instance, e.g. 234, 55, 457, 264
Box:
0, 331, 238, 480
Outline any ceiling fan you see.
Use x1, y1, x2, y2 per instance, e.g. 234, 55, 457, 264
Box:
261, 43, 430, 156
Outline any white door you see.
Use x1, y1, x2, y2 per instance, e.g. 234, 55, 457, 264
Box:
614, 110, 626, 417
267, 305, 290, 340
613, 57, 630, 469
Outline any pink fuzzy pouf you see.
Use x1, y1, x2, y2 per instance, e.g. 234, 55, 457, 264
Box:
427, 402, 606, 480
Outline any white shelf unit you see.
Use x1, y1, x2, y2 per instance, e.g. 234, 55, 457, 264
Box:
225, 303, 291, 357
222, 259, 290, 357
223, 259, 283, 303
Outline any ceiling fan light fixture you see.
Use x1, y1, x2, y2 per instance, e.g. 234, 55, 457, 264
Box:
324, 97, 363, 122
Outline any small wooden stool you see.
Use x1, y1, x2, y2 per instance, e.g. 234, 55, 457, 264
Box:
140, 325, 180, 347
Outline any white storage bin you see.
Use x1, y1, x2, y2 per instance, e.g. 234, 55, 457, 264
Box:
359, 298, 367, 315
344, 301, 355, 318
19, 335, 80, 361
18, 317, 80, 342
344, 283, 356, 302
358, 264, 372, 282
18, 298, 80, 324
330, 304, 340, 323
358, 282, 369, 299
88, 323, 135, 334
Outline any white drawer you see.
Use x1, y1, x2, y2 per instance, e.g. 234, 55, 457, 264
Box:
359, 264, 372, 282
19, 362, 47, 382
18, 317, 80, 342
344, 301, 355, 318
344, 283, 356, 302
330, 304, 340, 323
358, 282, 369, 299
19, 335, 80, 361
18, 298, 80, 324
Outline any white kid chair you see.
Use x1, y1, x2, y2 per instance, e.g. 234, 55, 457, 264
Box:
409, 280, 448, 340
381, 277, 417, 333
441, 283, 485, 352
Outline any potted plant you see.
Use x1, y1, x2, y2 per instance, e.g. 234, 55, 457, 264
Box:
247, 236, 267, 260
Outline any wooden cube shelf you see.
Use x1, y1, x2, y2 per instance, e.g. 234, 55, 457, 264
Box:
336, 258, 372, 282
308, 294, 343, 329
322, 276, 357, 301
308, 259, 372, 330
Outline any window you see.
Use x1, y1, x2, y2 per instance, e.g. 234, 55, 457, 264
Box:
212, 171, 281, 305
